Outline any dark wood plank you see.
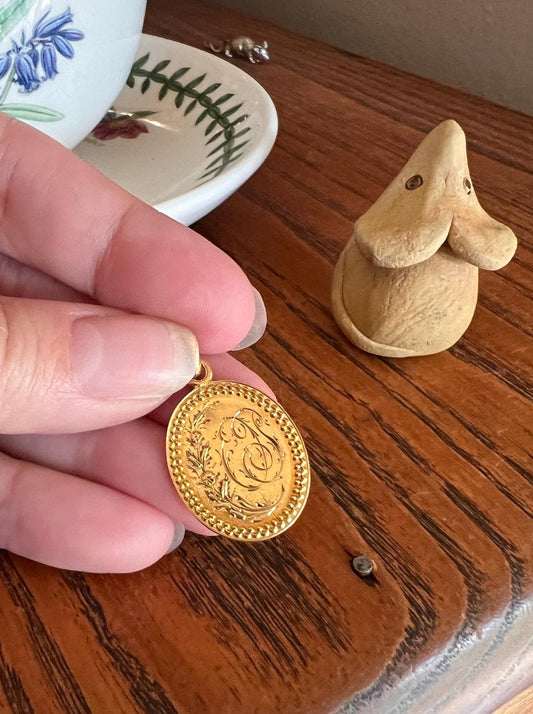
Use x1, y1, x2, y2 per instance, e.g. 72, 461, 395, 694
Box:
1, 0, 532, 712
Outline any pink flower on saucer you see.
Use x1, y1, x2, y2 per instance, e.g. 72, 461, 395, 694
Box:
92, 109, 155, 141
92, 116, 149, 140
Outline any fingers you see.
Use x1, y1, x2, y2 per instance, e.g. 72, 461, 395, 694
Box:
0, 452, 178, 573
0, 296, 199, 433
0, 354, 274, 535
0, 254, 268, 351
0, 418, 212, 537
149, 352, 276, 426
0, 115, 264, 354
0, 251, 90, 302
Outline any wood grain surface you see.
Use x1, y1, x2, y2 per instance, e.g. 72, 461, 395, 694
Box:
494, 686, 533, 714
1, 1, 532, 712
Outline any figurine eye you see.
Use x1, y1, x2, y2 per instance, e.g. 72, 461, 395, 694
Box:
463, 177, 472, 194
405, 174, 423, 190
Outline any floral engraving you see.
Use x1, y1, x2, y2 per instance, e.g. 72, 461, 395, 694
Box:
185, 402, 218, 487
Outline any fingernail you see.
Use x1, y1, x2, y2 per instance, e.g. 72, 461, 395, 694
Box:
232, 287, 267, 350
166, 524, 185, 554
71, 315, 199, 399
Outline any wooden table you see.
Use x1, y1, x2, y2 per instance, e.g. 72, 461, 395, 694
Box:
1, 1, 532, 712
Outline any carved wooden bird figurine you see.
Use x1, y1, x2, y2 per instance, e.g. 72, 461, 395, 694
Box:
332, 120, 517, 357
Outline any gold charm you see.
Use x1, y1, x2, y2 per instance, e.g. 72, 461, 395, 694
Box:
166, 361, 310, 541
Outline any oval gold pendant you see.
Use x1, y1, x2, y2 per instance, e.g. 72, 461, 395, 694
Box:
166, 362, 310, 541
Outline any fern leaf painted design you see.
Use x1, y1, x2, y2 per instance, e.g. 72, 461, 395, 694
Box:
127, 52, 251, 182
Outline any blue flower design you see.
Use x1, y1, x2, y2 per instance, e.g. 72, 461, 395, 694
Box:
52, 34, 74, 59
0, 54, 10, 80
33, 8, 74, 37
41, 44, 58, 79
29, 47, 39, 67
13, 52, 39, 92
0, 6, 84, 93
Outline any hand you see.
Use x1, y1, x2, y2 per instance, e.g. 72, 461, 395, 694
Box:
0, 114, 272, 573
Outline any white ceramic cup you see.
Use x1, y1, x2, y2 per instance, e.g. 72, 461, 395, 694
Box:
0, 0, 147, 147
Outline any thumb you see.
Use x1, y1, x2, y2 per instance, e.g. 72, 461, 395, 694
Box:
0, 297, 199, 433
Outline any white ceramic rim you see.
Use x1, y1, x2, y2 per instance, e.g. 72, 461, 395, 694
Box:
139, 35, 278, 224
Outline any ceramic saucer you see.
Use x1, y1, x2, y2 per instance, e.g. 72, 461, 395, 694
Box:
74, 33, 277, 225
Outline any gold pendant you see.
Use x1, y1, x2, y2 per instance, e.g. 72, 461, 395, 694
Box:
166, 361, 310, 541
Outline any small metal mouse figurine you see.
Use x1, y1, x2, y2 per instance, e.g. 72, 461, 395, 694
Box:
208, 36, 270, 64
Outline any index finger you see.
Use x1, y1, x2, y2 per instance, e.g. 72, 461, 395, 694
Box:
0, 115, 258, 354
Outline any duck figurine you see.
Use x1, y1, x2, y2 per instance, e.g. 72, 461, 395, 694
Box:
331, 120, 517, 357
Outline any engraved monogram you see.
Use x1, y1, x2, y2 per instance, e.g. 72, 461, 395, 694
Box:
166, 369, 310, 540
185, 402, 286, 522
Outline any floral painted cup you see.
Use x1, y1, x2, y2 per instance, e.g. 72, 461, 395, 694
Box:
0, 0, 147, 147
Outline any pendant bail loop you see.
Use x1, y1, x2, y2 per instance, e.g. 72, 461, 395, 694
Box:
191, 360, 213, 385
